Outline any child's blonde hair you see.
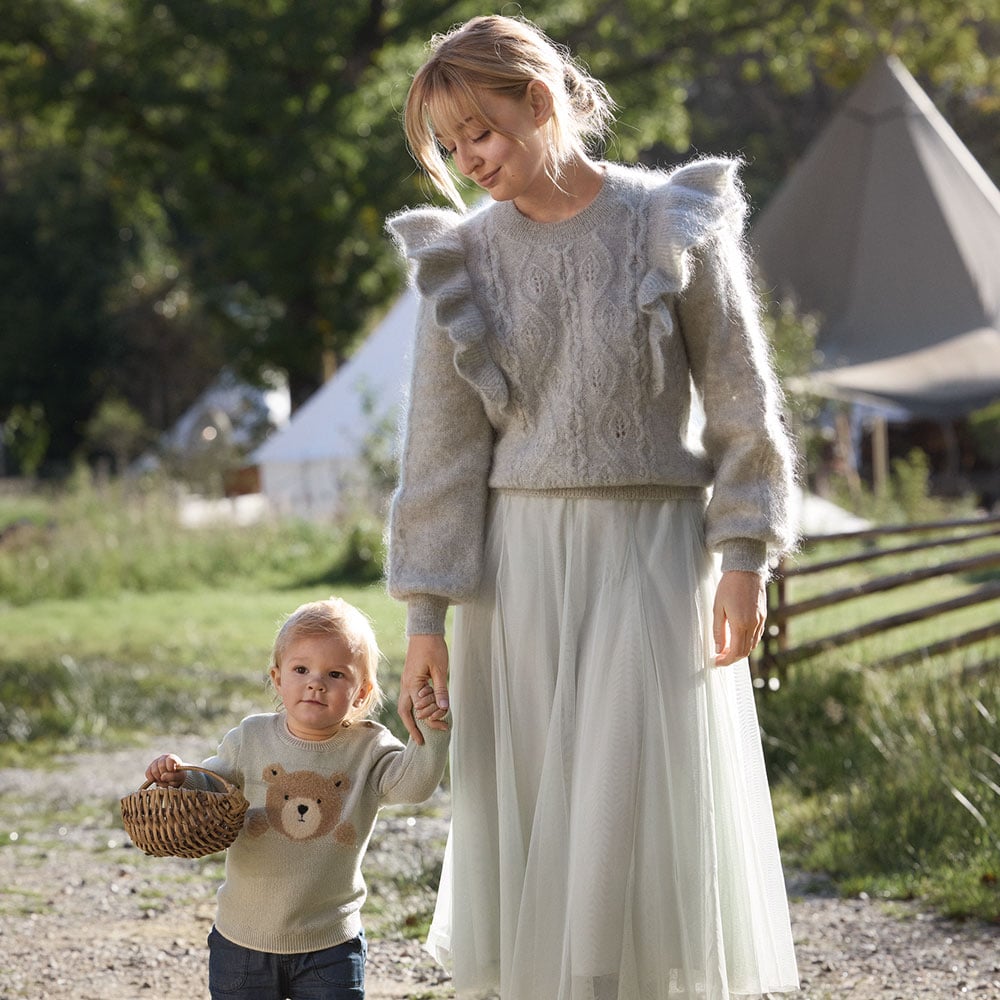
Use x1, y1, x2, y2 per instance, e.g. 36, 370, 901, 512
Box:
269, 597, 384, 724
403, 14, 616, 209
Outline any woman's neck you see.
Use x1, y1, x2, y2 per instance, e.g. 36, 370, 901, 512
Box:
514, 156, 606, 224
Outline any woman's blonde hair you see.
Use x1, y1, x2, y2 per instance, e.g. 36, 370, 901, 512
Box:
269, 597, 384, 724
403, 15, 616, 209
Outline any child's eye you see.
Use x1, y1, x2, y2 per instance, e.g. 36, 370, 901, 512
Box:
329, 670, 344, 679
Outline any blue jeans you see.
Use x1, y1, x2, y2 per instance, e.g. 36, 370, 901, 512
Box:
208, 926, 366, 999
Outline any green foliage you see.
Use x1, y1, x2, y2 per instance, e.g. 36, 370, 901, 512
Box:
0, 474, 386, 605
1, 404, 50, 477
4, 0, 998, 466
762, 659, 1000, 921
968, 399, 1000, 466
83, 397, 152, 473
828, 446, 976, 524
0, 655, 255, 759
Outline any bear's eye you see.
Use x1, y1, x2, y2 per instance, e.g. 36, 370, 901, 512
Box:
284, 794, 290, 800
317, 798, 322, 804
334, 780, 342, 787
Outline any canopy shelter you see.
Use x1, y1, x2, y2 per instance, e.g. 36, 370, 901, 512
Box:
751, 54, 1000, 419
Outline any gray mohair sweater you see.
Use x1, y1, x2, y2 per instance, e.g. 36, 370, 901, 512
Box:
386, 158, 796, 636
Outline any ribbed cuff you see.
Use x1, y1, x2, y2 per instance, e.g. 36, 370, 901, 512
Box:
406, 595, 450, 636
720, 539, 768, 577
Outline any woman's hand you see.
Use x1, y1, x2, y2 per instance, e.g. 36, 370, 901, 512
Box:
712, 570, 766, 666
145, 753, 186, 788
398, 633, 450, 744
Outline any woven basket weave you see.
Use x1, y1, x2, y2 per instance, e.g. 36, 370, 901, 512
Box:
120, 764, 249, 859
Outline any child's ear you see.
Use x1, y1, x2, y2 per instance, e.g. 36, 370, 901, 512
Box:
527, 80, 554, 127
354, 681, 373, 707
269, 665, 282, 689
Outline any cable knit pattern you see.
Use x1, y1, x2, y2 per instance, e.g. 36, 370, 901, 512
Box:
386, 158, 795, 635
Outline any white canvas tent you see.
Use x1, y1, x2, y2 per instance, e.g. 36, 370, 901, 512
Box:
134, 367, 290, 474
751, 54, 1000, 419
252, 290, 417, 519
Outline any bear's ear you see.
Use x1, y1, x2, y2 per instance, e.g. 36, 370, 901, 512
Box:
263, 763, 286, 782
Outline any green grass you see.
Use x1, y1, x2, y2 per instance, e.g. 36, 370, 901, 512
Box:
2, 478, 998, 924
0, 585, 409, 764
759, 654, 1000, 922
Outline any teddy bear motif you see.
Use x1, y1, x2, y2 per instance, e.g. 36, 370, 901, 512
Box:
246, 763, 355, 846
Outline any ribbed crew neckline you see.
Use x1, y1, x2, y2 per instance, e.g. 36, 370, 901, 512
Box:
277, 713, 359, 749
490, 164, 630, 244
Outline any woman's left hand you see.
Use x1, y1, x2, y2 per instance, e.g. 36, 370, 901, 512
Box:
712, 570, 766, 666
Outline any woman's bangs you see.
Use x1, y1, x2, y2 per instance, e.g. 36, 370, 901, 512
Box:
424, 73, 492, 144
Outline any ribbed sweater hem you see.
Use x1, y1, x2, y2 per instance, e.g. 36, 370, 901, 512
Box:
215, 911, 362, 956
496, 484, 707, 501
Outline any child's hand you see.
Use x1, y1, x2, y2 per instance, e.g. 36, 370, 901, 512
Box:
413, 685, 448, 728
145, 753, 186, 788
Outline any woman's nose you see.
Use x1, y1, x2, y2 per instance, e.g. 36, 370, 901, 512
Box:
454, 143, 479, 177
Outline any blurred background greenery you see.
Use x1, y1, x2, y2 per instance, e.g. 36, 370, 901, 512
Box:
1, 0, 998, 929
1, 0, 998, 476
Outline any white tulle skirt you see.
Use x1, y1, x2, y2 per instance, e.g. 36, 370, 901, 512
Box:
426, 492, 799, 999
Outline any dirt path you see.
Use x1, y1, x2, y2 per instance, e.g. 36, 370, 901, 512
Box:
1, 742, 997, 999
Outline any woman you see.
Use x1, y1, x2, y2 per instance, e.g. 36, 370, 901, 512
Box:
385, 15, 799, 1000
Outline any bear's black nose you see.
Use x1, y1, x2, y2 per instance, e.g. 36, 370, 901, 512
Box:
297, 804, 309, 817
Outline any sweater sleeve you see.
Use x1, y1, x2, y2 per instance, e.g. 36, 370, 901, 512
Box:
674, 230, 796, 575
180, 723, 245, 792
367, 718, 450, 807
385, 210, 497, 635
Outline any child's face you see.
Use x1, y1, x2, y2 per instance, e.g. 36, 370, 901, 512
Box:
434, 87, 551, 208
270, 634, 372, 741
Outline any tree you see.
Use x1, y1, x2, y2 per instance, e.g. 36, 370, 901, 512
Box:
2, 0, 996, 471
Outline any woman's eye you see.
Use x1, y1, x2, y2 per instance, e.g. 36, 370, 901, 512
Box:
471, 131, 489, 143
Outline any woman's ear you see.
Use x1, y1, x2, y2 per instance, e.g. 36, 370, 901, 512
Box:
526, 80, 554, 127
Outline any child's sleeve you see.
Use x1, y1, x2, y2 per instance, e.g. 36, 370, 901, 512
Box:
180, 723, 245, 792
367, 717, 450, 806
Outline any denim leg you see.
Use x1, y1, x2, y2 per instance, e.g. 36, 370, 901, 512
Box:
208, 927, 285, 999
289, 931, 367, 1000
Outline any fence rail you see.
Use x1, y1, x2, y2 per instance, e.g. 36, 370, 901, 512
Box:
755, 513, 1000, 684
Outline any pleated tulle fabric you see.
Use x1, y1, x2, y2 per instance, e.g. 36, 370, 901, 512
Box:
425, 493, 799, 999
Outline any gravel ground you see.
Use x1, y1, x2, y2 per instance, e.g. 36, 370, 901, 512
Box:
1, 739, 998, 1000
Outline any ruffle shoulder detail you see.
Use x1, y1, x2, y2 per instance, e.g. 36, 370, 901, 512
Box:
639, 156, 747, 301
638, 157, 749, 393
387, 207, 510, 417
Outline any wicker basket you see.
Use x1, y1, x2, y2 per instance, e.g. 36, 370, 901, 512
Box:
120, 764, 249, 859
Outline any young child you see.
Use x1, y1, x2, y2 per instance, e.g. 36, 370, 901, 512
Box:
146, 596, 449, 1000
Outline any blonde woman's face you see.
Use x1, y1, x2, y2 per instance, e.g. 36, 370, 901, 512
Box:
434, 88, 553, 209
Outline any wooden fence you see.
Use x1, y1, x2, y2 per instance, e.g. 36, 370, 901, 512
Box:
754, 513, 1000, 685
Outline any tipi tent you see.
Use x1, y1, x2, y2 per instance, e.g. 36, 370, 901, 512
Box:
751, 54, 1000, 418
252, 290, 417, 519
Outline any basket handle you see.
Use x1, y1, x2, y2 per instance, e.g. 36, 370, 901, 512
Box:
139, 763, 240, 794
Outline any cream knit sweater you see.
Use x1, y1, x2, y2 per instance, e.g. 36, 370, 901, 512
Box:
182, 712, 449, 954
387, 158, 795, 635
